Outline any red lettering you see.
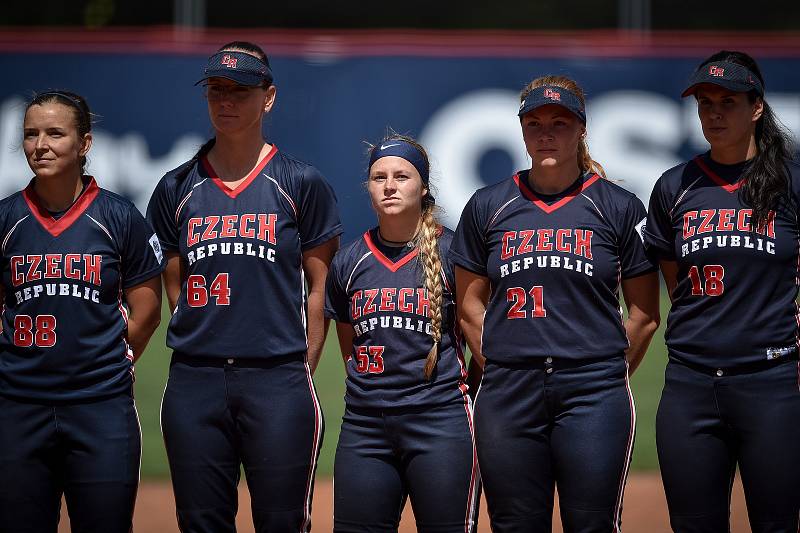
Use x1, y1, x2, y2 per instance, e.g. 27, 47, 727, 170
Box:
26, 255, 42, 282
518, 230, 535, 255
187, 218, 202, 246
697, 209, 715, 234
501, 231, 516, 260
363, 289, 379, 315
717, 209, 735, 231
258, 214, 277, 244
84, 254, 102, 285
240, 214, 256, 238
351, 290, 363, 320
379, 288, 396, 312
416, 288, 430, 318
219, 215, 237, 238
64, 254, 81, 279
536, 229, 554, 252
10, 256, 23, 286
44, 254, 62, 278
201, 215, 220, 241
555, 229, 572, 253
574, 230, 593, 259
683, 211, 698, 239
736, 209, 752, 232
398, 288, 414, 313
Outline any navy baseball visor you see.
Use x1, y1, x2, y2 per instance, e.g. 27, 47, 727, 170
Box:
369, 140, 435, 204
518, 85, 586, 123
681, 61, 764, 97
195, 51, 273, 87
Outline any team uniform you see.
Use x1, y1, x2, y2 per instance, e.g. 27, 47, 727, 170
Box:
451, 170, 654, 532
147, 145, 341, 533
0, 177, 164, 532
325, 227, 479, 533
645, 153, 800, 533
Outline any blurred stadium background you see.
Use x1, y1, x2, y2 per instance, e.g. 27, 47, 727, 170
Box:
1, 0, 799, 491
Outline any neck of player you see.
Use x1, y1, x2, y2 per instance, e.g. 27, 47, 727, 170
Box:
528, 158, 582, 195
208, 129, 271, 184
709, 131, 758, 165
378, 209, 422, 245
34, 171, 84, 212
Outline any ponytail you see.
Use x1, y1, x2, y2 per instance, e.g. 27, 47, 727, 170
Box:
417, 203, 444, 380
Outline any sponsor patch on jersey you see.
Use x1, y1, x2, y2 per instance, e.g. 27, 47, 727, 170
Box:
149, 233, 163, 264
635, 218, 647, 244
766, 345, 797, 360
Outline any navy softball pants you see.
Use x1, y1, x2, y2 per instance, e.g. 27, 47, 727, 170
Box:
333, 400, 480, 532
161, 354, 323, 533
657, 357, 800, 533
0, 392, 140, 533
475, 357, 635, 533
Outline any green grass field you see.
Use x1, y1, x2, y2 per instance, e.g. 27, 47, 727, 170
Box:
135, 297, 672, 478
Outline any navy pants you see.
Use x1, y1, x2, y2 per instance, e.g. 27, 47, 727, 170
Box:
0, 392, 140, 533
161, 355, 323, 533
657, 357, 800, 533
475, 357, 635, 533
334, 400, 480, 532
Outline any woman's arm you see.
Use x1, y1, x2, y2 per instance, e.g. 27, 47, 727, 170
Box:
621, 271, 661, 374
659, 259, 679, 302
334, 322, 355, 365
162, 252, 184, 314
124, 276, 162, 362
303, 236, 340, 374
455, 266, 489, 370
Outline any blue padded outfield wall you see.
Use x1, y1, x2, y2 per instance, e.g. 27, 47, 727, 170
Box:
0, 30, 798, 239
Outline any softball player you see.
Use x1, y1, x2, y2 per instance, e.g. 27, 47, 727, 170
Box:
645, 51, 800, 533
325, 134, 479, 532
0, 91, 164, 532
451, 75, 660, 533
147, 42, 341, 532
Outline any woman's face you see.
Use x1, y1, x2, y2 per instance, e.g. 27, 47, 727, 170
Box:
367, 156, 428, 219
695, 84, 763, 151
520, 103, 584, 171
23, 102, 91, 179
205, 76, 275, 136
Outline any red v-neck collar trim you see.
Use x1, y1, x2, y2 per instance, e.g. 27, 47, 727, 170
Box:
202, 144, 278, 199
363, 230, 419, 273
693, 156, 743, 193
514, 172, 601, 214
23, 176, 100, 237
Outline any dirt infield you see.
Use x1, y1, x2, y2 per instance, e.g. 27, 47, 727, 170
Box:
57, 474, 750, 532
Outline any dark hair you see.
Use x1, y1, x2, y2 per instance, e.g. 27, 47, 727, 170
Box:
696, 50, 795, 230
218, 40, 273, 86
26, 90, 92, 174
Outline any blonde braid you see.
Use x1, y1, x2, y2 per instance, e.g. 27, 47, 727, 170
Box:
418, 204, 443, 379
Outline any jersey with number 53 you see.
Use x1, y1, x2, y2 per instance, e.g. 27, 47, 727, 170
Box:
147, 146, 342, 360
0, 178, 165, 401
450, 171, 654, 364
645, 153, 800, 368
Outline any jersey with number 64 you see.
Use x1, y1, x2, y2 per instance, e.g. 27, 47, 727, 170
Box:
645, 153, 800, 368
450, 171, 655, 364
147, 146, 342, 360
0, 177, 164, 401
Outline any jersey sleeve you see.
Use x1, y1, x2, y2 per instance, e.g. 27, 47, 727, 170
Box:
146, 176, 180, 252
122, 205, 166, 289
450, 193, 489, 276
643, 175, 677, 260
297, 165, 343, 251
324, 252, 350, 323
618, 195, 657, 279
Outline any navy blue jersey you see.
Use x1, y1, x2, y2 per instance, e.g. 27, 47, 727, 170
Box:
0, 177, 165, 401
325, 227, 468, 409
644, 153, 800, 367
450, 171, 654, 363
147, 146, 342, 359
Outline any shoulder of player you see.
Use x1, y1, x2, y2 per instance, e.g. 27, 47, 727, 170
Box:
468, 174, 522, 212
94, 187, 139, 217
267, 150, 323, 182
329, 234, 371, 277
435, 225, 456, 250
0, 190, 27, 229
